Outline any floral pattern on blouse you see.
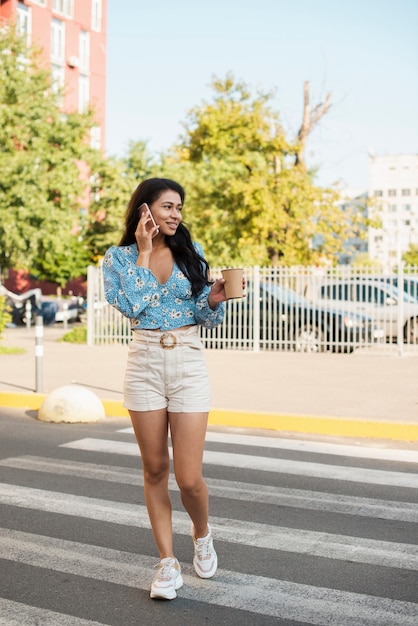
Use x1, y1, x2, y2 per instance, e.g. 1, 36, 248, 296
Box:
102, 242, 224, 330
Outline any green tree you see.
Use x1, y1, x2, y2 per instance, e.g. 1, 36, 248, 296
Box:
352, 253, 382, 269
0, 25, 96, 285
403, 244, 418, 267
85, 140, 158, 257
165, 74, 363, 268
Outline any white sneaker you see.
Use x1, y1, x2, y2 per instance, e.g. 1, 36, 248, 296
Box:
150, 557, 183, 600
191, 524, 218, 579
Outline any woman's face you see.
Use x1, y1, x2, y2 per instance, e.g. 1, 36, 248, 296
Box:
149, 190, 183, 236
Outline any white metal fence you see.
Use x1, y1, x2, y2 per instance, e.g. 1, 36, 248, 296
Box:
86, 264, 418, 354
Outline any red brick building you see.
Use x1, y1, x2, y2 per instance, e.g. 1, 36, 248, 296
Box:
0, 0, 107, 150
0, 0, 107, 295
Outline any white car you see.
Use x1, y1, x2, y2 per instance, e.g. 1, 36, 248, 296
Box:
314, 279, 418, 344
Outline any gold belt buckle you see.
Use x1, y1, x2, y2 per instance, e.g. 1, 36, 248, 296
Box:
160, 332, 177, 350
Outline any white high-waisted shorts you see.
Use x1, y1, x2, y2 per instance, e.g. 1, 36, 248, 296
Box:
123, 325, 211, 413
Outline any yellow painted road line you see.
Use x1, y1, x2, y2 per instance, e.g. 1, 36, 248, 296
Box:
0, 392, 46, 410
208, 409, 418, 442
1, 392, 417, 442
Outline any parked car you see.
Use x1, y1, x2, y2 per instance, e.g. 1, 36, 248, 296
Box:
205, 282, 382, 353
262, 283, 382, 351
41, 295, 84, 323
381, 276, 418, 301
314, 279, 418, 343
0, 286, 83, 326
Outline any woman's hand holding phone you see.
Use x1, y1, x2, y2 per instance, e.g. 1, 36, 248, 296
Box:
139, 203, 159, 234
136, 203, 159, 251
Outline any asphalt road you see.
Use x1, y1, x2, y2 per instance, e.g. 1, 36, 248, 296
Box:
0, 409, 417, 625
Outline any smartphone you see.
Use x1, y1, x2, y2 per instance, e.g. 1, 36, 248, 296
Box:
138, 202, 159, 233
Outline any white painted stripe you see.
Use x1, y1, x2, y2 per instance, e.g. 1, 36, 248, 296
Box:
60, 438, 418, 488
61, 438, 138, 456
0, 600, 105, 626
1, 484, 417, 570
2, 455, 417, 523
1, 529, 417, 625
119, 426, 418, 463
205, 431, 418, 464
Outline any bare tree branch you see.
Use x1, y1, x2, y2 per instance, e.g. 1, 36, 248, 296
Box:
295, 81, 332, 170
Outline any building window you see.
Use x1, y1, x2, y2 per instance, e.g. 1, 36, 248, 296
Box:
388, 189, 397, 197
90, 125, 101, 150
79, 74, 90, 113
31, 0, 47, 6
51, 18, 65, 64
373, 190, 383, 197
404, 204, 411, 211
51, 63, 65, 105
52, 0, 74, 18
79, 30, 90, 74
92, 0, 102, 31
389, 204, 397, 212
17, 2, 31, 44
402, 189, 411, 196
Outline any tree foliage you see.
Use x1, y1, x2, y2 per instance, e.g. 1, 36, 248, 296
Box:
0, 27, 369, 286
403, 244, 418, 267
0, 25, 96, 285
85, 140, 158, 257
163, 74, 363, 268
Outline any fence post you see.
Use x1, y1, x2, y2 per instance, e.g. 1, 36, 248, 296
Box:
63, 302, 68, 331
35, 314, 43, 392
253, 266, 260, 352
397, 260, 404, 356
87, 265, 95, 346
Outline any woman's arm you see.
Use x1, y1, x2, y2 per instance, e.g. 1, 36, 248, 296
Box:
194, 282, 225, 329
102, 247, 156, 319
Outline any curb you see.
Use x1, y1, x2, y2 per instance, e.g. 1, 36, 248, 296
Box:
1, 391, 417, 442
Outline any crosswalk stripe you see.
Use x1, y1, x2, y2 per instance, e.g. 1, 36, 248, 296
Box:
0, 599, 105, 626
1, 529, 417, 625
1, 483, 417, 570
1, 455, 417, 523
59, 437, 418, 488
120, 427, 418, 463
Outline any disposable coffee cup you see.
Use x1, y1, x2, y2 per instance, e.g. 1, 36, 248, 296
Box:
221, 268, 244, 300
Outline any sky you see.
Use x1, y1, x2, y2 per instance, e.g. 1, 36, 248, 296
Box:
105, 0, 418, 192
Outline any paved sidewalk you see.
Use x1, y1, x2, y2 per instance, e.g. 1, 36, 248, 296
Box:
0, 326, 417, 441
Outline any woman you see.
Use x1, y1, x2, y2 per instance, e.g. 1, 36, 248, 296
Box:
103, 177, 226, 600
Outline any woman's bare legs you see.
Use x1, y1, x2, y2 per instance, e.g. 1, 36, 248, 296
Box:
169, 412, 210, 538
129, 408, 210, 560
129, 408, 174, 558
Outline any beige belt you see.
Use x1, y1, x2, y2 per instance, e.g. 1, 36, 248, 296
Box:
132, 326, 198, 350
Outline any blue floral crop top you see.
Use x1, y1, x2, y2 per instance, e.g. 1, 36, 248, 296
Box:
102, 243, 225, 331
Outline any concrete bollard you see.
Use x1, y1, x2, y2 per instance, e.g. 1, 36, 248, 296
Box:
38, 384, 105, 423
25, 299, 32, 331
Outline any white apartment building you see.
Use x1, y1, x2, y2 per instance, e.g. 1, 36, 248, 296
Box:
338, 190, 368, 264
368, 154, 418, 269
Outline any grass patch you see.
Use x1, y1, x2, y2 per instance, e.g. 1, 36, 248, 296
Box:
0, 345, 26, 355
59, 326, 87, 344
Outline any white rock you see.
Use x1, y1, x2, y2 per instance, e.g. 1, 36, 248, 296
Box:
38, 384, 105, 423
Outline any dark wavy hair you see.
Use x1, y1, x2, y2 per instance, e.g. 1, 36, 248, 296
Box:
119, 177, 211, 296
